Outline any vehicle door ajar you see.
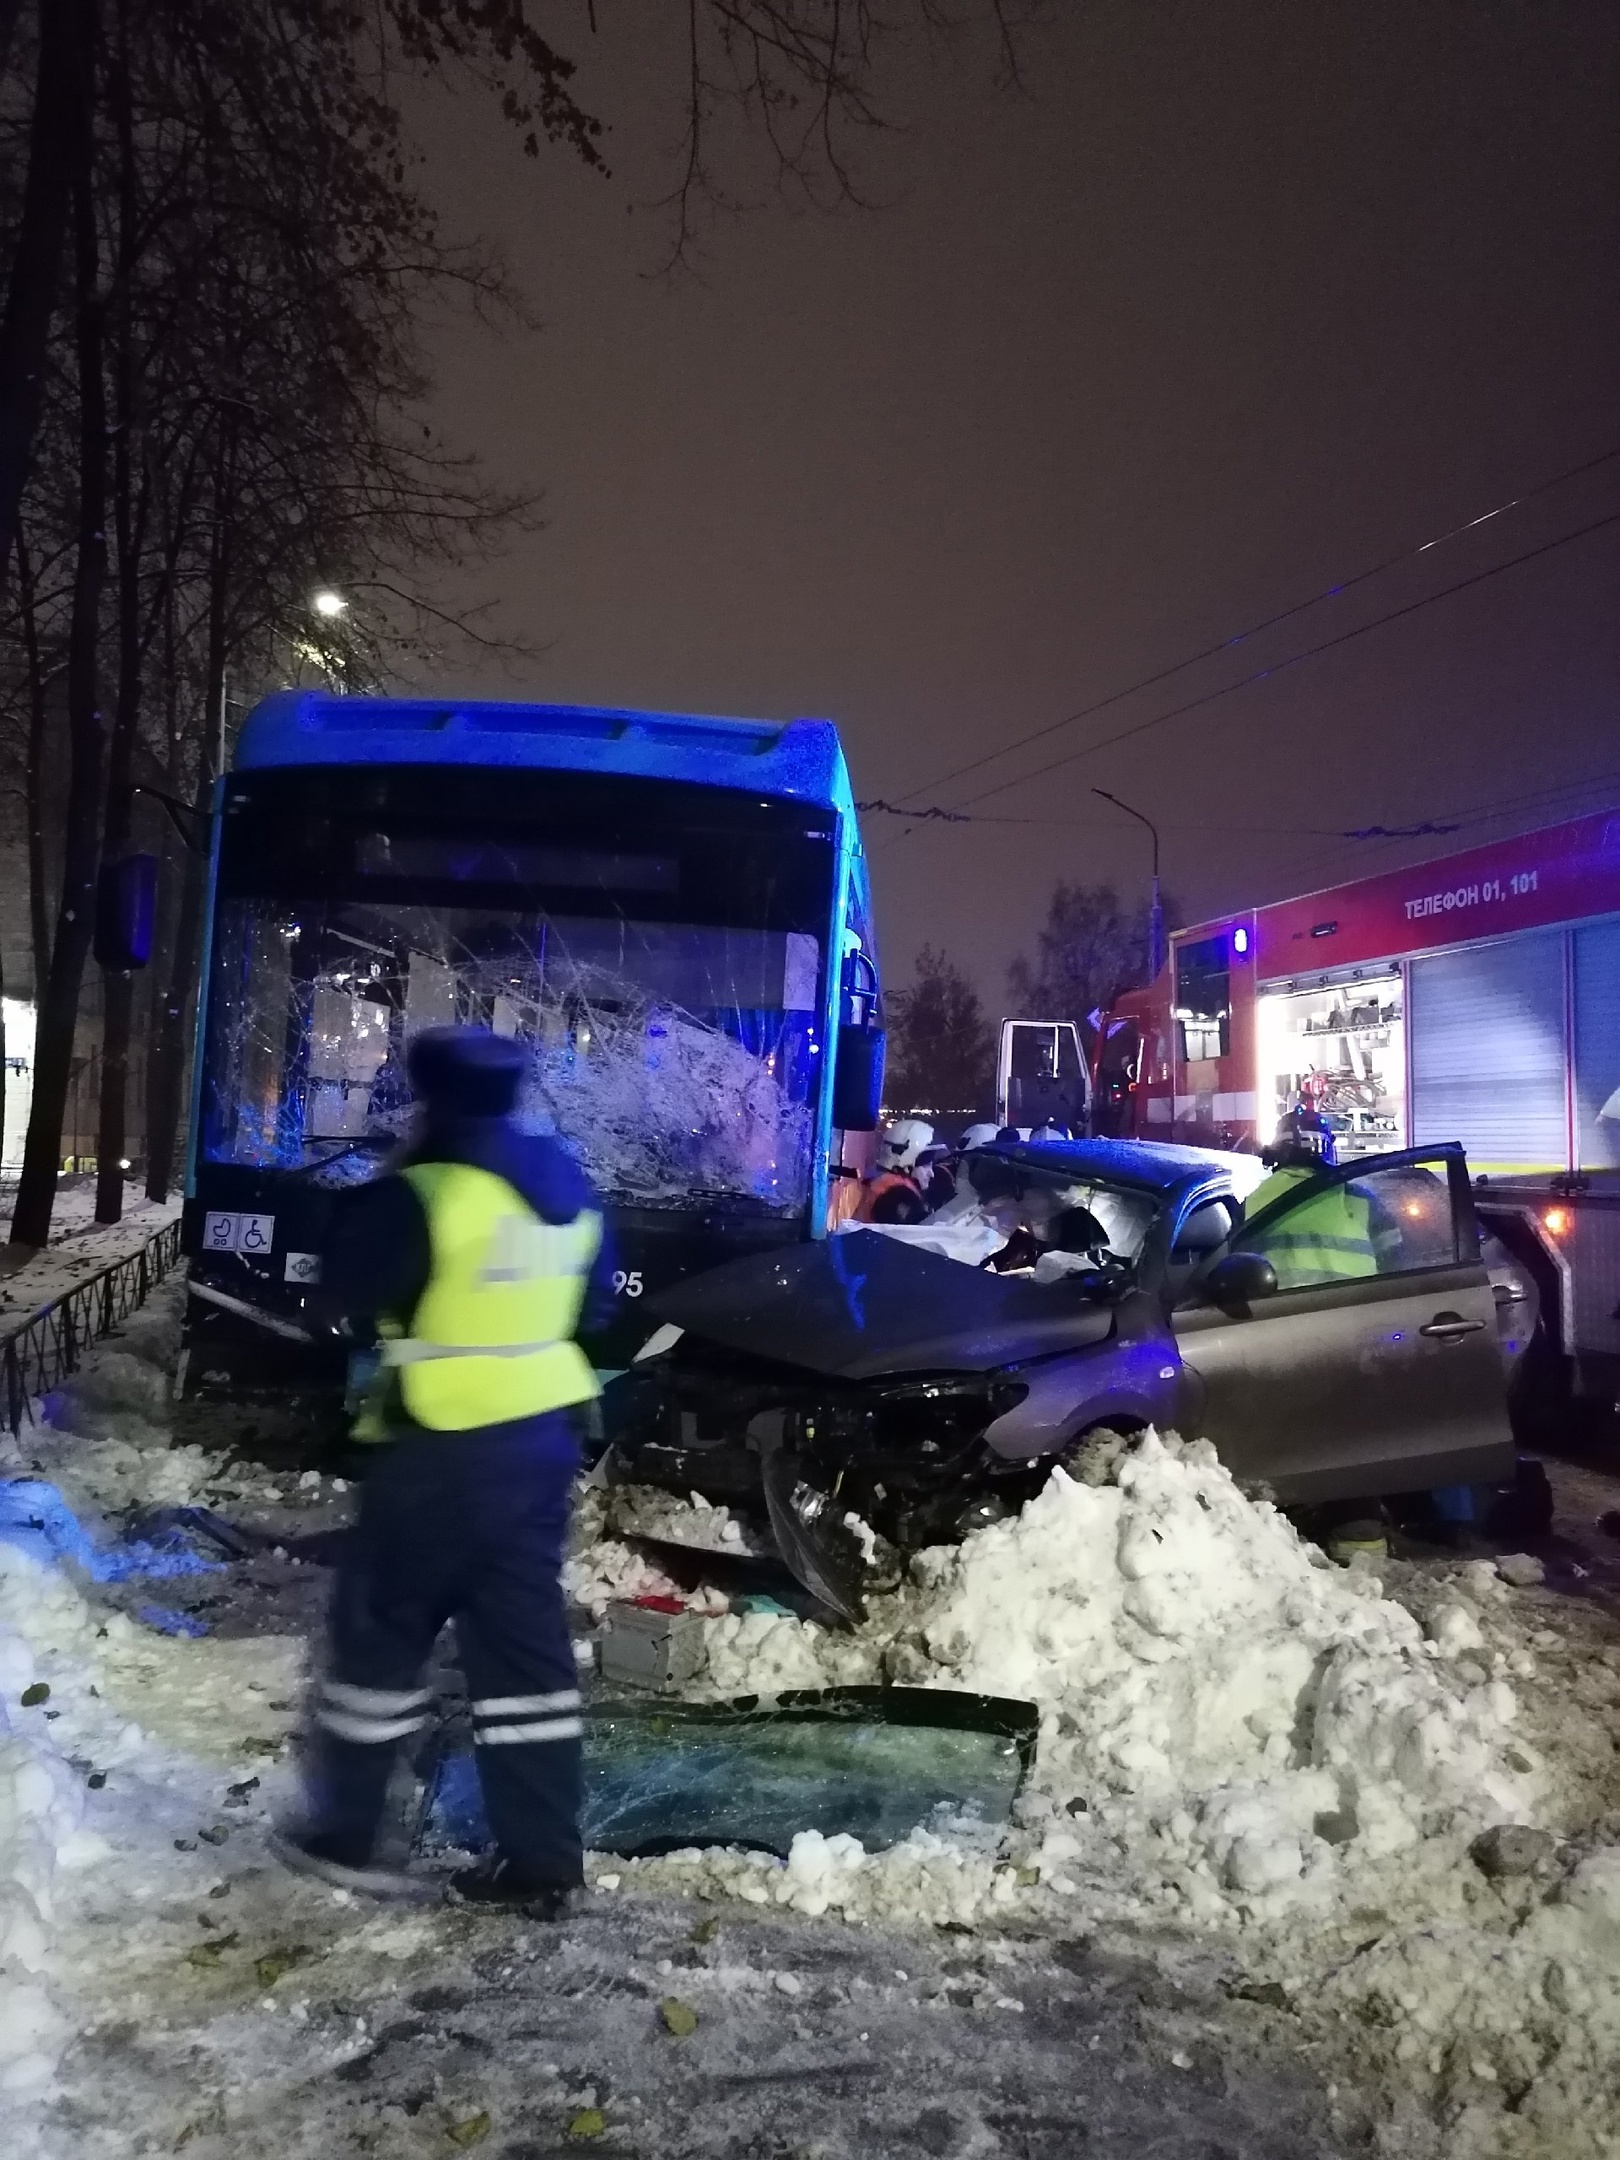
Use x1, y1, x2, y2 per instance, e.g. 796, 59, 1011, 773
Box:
1169, 1147, 1514, 1504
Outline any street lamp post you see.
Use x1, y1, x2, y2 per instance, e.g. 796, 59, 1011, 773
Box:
1092, 788, 1165, 981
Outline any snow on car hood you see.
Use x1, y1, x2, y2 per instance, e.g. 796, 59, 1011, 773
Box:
650, 1226, 1114, 1380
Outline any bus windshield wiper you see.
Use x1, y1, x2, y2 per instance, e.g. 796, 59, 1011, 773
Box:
287, 1138, 391, 1180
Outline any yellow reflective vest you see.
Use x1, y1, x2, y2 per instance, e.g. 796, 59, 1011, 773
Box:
367, 1163, 602, 1434
1243, 1164, 1378, 1288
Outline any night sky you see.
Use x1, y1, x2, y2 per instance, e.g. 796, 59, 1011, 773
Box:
410, 2, 1619, 1003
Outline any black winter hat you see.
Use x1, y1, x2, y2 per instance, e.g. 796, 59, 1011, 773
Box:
406, 1026, 525, 1116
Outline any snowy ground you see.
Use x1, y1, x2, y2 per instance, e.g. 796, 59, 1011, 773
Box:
2, 1279, 1619, 2158
0, 1178, 180, 1323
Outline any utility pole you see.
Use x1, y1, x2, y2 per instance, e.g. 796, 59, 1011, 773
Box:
1093, 788, 1165, 980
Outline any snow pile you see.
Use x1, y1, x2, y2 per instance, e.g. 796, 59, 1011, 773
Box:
28, 1283, 214, 1514
592, 1438, 1620, 2153
564, 1485, 692, 1620
1298, 1847, 1620, 2155
612, 1436, 1540, 1931
0, 1532, 301, 2128
878, 1437, 1534, 1900
0, 1562, 88, 2105
604, 1485, 767, 1558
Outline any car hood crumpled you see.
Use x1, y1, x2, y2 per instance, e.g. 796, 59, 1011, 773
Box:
650, 1227, 1114, 1381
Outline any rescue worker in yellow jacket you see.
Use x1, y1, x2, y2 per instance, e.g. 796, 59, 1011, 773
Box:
1244, 1111, 1387, 1288
274, 1028, 610, 1918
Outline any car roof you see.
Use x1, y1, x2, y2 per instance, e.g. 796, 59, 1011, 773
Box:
974, 1136, 1256, 1197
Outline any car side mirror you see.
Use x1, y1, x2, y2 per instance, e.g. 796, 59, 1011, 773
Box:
93, 853, 158, 970
1202, 1250, 1279, 1309
832, 1023, 885, 1132
832, 946, 885, 1132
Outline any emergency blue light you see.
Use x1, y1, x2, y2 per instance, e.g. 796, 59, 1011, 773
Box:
1232, 925, 1250, 956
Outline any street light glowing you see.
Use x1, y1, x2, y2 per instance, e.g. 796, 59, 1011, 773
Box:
312, 589, 348, 618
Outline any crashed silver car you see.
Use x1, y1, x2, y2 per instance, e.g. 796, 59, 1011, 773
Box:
608, 1139, 1534, 1613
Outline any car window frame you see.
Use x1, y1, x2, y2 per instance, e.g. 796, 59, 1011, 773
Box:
1168, 1193, 1239, 1259
1174, 1142, 1482, 1310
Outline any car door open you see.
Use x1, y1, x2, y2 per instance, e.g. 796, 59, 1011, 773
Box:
1170, 1146, 1514, 1504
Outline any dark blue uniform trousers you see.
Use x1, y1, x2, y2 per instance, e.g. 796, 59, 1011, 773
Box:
308, 1416, 583, 1886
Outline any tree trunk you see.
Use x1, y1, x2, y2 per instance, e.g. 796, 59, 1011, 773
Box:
94, 969, 132, 1218
10, 21, 105, 1252
16, 526, 53, 1000
144, 424, 231, 1208
0, 0, 79, 590
142, 771, 208, 1203
140, 818, 179, 1172
94, 9, 138, 1225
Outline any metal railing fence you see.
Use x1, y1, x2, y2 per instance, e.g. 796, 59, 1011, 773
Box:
1, 1219, 184, 1436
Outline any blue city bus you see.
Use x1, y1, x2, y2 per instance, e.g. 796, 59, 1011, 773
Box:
178, 694, 883, 1443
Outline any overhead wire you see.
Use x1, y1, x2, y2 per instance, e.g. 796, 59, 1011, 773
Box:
880, 442, 1620, 815
1229, 768, 1620, 908
889, 503, 1620, 819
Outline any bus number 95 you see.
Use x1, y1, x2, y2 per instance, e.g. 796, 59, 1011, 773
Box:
612, 1269, 644, 1298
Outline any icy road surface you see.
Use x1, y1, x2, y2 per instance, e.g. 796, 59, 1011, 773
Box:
2, 1280, 1619, 2159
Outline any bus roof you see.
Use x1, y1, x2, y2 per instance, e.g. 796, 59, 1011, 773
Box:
233, 692, 856, 816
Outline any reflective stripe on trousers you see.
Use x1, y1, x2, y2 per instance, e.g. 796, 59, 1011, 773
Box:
472, 1688, 583, 1747
313, 1678, 432, 1746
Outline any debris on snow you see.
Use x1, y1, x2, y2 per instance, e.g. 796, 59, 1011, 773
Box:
1468, 1822, 1557, 1879
1494, 1552, 1546, 1589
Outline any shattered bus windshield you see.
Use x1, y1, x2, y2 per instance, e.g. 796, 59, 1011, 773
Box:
199, 768, 835, 1216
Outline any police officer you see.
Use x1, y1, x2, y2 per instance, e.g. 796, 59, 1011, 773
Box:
274, 1027, 610, 1918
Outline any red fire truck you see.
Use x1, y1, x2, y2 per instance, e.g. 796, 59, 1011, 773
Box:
1095, 806, 1620, 1421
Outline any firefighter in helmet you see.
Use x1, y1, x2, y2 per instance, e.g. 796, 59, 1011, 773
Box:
856, 1117, 934, 1224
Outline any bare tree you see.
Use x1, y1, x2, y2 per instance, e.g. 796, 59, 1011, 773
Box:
887, 942, 994, 1114
0, 0, 85, 589
12, 1, 105, 1251
1008, 880, 1175, 1053
655, 1, 1031, 267
0, 0, 1032, 1240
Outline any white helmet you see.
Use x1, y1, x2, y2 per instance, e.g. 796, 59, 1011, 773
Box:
958, 1123, 1001, 1153
878, 1117, 935, 1172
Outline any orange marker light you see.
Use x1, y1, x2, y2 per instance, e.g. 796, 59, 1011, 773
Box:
1543, 1206, 1571, 1236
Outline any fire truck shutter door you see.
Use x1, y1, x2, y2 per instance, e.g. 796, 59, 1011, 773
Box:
1410, 931, 1567, 1176
1573, 919, 1620, 1171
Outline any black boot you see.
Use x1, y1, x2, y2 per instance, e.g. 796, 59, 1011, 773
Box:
447, 1857, 577, 1921
269, 1826, 423, 1900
